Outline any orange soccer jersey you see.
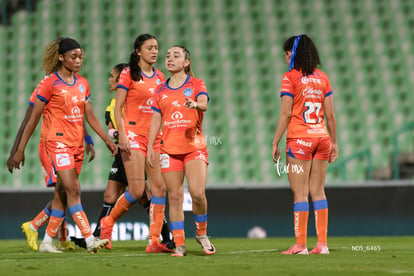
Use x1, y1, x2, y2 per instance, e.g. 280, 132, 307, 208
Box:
36, 72, 90, 147
280, 68, 333, 139
117, 67, 165, 138
152, 75, 209, 154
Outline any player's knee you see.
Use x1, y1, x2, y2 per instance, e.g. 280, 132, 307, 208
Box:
168, 192, 184, 207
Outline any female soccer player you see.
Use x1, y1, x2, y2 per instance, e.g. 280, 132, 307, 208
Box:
147, 45, 216, 257
72, 63, 174, 250
100, 34, 172, 253
272, 34, 338, 255
12, 37, 117, 253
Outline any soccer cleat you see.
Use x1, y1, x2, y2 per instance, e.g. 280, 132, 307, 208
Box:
281, 244, 309, 255
162, 240, 176, 250
87, 237, 109, 254
146, 242, 175, 253
57, 240, 75, 251
196, 235, 216, 255
70, 236, 87, 249
21, 221, 38, 251
309, 243, 330, 254
171, 245, 187, 257
39, 241, 63, 253
100, 217, 113, 250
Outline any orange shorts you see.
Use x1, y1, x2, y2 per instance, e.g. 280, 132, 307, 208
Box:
38, 142, 57, 187
286, 137, 331, 160
160, 149, 209, 173
128, 134, 161, 156
46, 141, 84, 175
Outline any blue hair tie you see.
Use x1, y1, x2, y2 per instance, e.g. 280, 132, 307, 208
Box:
289, 35, 302, 71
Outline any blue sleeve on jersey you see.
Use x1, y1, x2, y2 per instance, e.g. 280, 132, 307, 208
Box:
280, 92, 294, 98
117, 84, 129, 92
151, 106, 161, 113
196, 92, 209, 101
28, 101, 34, 106
325, 91, 333, 97
37, 94, 48, 103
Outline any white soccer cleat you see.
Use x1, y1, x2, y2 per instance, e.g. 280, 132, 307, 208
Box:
196, 234, 216, 255
87, 237, 109, 254
39, 241, 63, 253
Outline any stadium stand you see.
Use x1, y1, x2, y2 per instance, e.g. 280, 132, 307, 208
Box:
1, 0, 414, 188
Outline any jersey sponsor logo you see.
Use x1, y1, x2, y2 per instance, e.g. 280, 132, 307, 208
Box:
56, 153, 71, 167
149, 88, 155, 94
129, 141, 139, 149
283, 76, 290, 81
146, 98, 154, 106
171, 111, 183, 120
194, 151, 207, 161
161, 95, 168, 100
183, 88, 193, 97
78, 84, 85, 93
160, 154, 170, 168
138, 79, 145, 84
302, 86, 323, 99
110, 168, 118, 174
296, 149, 305, 155
60, 88, 68, 94
296, 139, 312, 148
172, 100, 180, 107
301, 76, 321, 85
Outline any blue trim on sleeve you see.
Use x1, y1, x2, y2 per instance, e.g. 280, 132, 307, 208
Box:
124, 191, 138, 204
151, 106, 161, 113
37, 94, 48, 103
51, 209, 65, 218
293, 202, 309, 212
68, 204, 84, 215
280, 92, 294, 98
117, 84, 129, 92
325, 91, 333, 97
194, 214, 208, 223
170, 221, 185, 230
196, 92, 210, 101
151, 196, 166, 205
28, 101, 34, 106
313, 199, 328, 210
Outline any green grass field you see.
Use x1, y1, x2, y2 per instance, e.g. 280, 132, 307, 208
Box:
1, 237, 413, 276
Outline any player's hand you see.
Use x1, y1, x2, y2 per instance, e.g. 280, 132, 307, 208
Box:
118, 131, 130, 153
147, 146, 155, 168
7, 154, 16, 173
12, 149, 25, 170
184, 98, 197, 109
272, 143, 281, 163
329, 142, 338, 163
85, 144, 96, 162
105, 140, 118, 157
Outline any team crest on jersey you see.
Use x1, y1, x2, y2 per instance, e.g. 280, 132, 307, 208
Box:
156, 79, 161, 85
78, 84, 85, 93
183, 88, 193, 97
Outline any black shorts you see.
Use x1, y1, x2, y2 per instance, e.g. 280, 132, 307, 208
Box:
108, 150, 128, 185
107, 150, 148, 184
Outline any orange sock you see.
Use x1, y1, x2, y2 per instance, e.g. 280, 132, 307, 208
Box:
293, 202, 309, 246
68, 204, 93, 239
31, 207, 51, 230
149, 197, 166, 244
194, 214, 207, 236
313, 200, 328, 244
45, 209, 65, 238
109, 192, 136, 223
58, 219, 67, 242
170, 221, 185, 247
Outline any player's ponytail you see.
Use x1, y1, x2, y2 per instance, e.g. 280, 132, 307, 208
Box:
41, 38, 62, 75
129, 33, 157, 81
283, 34, 321, 76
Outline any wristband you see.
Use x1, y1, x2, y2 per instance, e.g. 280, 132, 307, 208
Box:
84, 135, 94, 145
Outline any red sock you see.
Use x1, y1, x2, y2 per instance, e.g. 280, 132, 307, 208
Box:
58, 220, 67, 242
109, 193, 134, 223
149, 197, 166, 244
30, 207, 50, 230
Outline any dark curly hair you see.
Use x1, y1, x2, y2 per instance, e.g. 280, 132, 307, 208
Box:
283, 34, 320, 76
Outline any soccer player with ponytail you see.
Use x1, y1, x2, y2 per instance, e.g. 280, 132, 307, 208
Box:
12, 37, 117, 253
272, 34, 338, 254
